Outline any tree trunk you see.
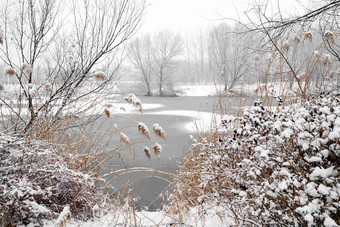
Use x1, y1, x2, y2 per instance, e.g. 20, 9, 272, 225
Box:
159, 69, 163, 96
146, 84, 152, 96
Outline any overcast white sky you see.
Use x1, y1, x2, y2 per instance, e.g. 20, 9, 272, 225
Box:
139, 0, 309, 34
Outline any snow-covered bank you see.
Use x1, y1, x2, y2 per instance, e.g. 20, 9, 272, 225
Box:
169, 87, 340, 226
174, 81, 335, 97
40, 206, 235, 227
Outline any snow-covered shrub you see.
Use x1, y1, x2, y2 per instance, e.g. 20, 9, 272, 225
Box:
0, 135, 107, 226
169, 87, 339, 226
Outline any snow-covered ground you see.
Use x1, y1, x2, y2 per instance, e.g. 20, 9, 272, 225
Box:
174, 81, 315, 97
39, 205, 235, 227
175, 83, 282, 96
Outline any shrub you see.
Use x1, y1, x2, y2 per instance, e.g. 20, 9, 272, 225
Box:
0, 135, 108, 226
169, 87, 339, 226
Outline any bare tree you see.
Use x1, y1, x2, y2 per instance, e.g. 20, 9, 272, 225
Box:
0, 0, 145, 133
209, 23, 250, 91
0, 0, 62, 131
128, 34, 153, 95
152, 30, 182, 96
209, 23, 231, 90
183, 29, 210, 84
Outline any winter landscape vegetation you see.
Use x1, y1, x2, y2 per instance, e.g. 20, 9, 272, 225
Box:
0, 0, 339, 226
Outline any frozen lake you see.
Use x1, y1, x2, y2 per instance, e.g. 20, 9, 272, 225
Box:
97, 95, 270, 210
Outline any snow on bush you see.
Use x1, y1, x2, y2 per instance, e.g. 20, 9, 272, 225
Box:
0, 136, 107, 226
169, 87, 340, 226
